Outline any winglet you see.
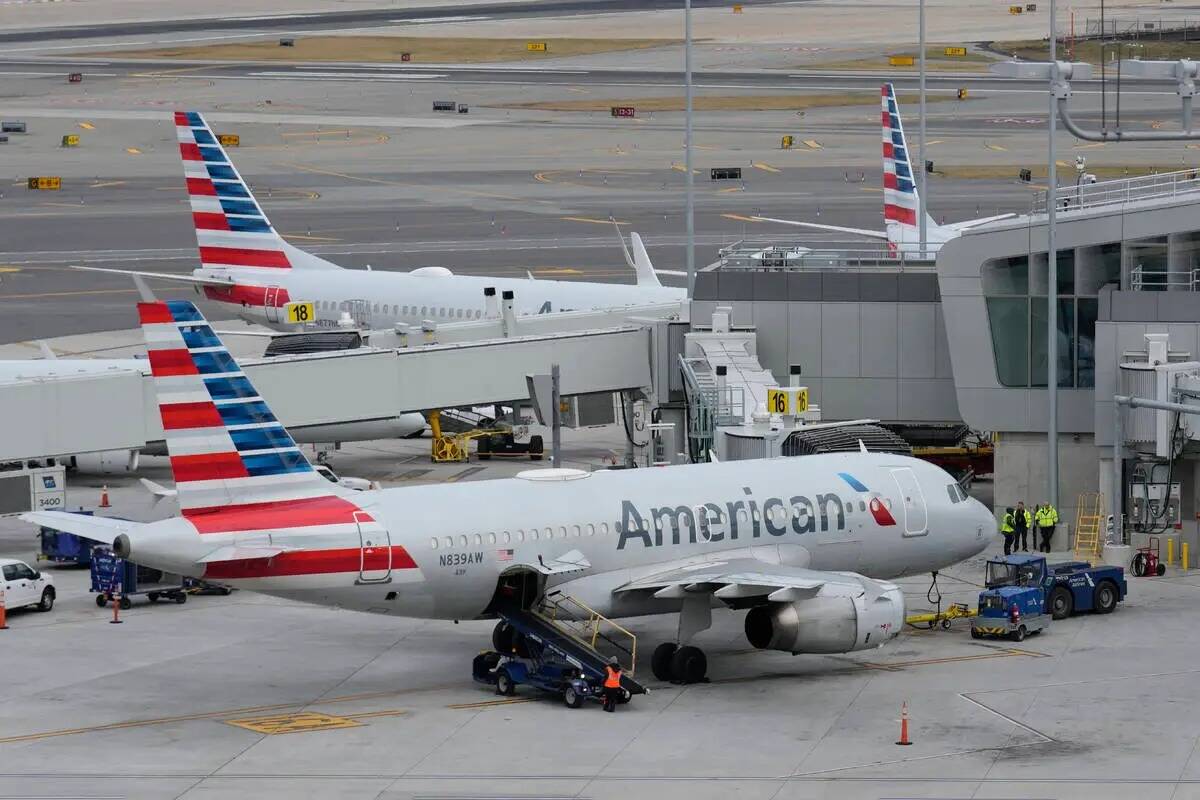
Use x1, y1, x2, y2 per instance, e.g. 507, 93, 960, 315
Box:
629, 232, 662, 287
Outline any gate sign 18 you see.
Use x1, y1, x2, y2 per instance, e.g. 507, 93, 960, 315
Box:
285, 301, 315, 324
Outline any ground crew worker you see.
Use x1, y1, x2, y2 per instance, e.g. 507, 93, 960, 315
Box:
1001, 507, 1016, 556
1014, 501, 1029, 552
1036, 502, 1058, 553
602, 657, 623, 713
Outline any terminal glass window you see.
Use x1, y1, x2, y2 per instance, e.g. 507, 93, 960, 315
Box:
1031, 299, 1074, 388
986, 297, 1029, 387
982, 256, 1028, 295
1126, 236, 1170, 290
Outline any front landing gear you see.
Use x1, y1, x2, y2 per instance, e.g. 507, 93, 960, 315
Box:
650, 642, 709, 684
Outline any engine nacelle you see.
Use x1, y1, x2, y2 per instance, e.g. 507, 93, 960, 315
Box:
409, 266, 454, 277
744, 585, 905, 654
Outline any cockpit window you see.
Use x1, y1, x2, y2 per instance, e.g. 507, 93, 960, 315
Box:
947, 484, 962, 503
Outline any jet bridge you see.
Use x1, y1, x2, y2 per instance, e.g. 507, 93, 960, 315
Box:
0, 303, 678, 463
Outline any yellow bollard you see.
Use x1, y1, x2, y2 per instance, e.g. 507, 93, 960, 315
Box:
1184, 542, 1190, 572
1168, 537, 1175, 567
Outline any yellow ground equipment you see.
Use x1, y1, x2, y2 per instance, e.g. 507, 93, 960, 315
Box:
1074, 491, 1105, 560
428, 410, 516, 463
905, 603, 976, 631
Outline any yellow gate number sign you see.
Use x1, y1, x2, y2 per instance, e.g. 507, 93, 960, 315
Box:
767, 387, 809, 415
527, 42, 547, 52
943, 46, 967, 57
27, 177, 62, 190
285, 301, 315, 324
1009, 5, 1023, 13
218, 134, 240, 147
889, 55, 915, 67
61, 134, 79, 147
781, 135, 794, 149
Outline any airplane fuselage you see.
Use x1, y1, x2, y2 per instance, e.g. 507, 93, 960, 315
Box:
125, 454, 992, 622
197, 266, 685, 329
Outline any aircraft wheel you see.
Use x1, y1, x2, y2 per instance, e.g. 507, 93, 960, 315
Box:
651, 642, 677, 682
492, 621, 515, 654
670, 645, 707, 684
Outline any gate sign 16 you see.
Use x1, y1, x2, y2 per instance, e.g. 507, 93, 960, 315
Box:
767, 387, 809, 415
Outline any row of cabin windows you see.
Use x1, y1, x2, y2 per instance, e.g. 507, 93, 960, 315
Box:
427, 497, 897, 550
318, 300, 484, 320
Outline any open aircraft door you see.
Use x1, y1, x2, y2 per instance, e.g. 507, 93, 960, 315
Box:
356, 511, 392, 584
264, 286, 282, 323
890, 467, 928, 536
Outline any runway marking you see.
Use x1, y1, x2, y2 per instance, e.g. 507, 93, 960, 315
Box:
985, 143, 1008, 151
278, 161, 555, 205
561, 216, 628, 226
803, 139, 822, 149
0, 288, 140, 300
855, 647, 1047, 671
90, 180, 127, 188
0, 266, 20, 273
38, 202, 82, 208
282, 233, 342, 242
671, 164, 701, 173
447, 697, 535, 710
78, 121, 95, 130
1074, 142, 1106, 150
926, 139, 944, 145
225, 711, 363, 735
128, 64, 218, 78
721, 213, 760, 223
125, 147, 142, 155
533, 267, 585, 275
281, 128, 355, 137
752, 162, 781, 173
860, 186, 884, 192
443, 466, 486, 483
718, 186, 744, 193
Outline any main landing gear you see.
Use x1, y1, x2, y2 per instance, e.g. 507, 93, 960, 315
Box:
650, 594, 712, 684
650, 642, 708, 684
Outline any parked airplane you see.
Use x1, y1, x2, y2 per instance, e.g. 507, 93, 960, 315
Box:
76, 111, 684, 330
752, 83, 1014, 256
24, 296, 993, 684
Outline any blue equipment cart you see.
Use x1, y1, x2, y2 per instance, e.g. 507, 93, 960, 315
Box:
89, 546, 189, 608
983, 554, 1126, 620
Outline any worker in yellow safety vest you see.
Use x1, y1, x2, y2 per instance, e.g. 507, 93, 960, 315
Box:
1035, 502, 1059, 553
1001, 507, 1016, 556
602, 657, 623, 713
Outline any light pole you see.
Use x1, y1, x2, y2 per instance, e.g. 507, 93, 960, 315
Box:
918, 0, 927, 259
685, 0, 695, 299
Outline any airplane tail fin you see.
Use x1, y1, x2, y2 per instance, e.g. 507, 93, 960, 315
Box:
175, 111, 340, 273
880, 84, 939, 246
137, 298, 344, 513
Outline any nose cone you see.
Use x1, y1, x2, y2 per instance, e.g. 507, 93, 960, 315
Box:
964, 498, 994, 558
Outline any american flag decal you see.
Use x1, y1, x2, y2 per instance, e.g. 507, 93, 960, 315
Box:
496, 549, 514, 562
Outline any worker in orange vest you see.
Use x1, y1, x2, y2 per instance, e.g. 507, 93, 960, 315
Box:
602, 657, 623, 712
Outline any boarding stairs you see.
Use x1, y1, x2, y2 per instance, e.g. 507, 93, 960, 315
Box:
1074, 492, 1105, 560
494, 593, 647, 695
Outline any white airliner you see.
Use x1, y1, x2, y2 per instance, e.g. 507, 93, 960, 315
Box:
24, 297, 993, 684
752, 84, 1014, 256
77, 111, 684, 329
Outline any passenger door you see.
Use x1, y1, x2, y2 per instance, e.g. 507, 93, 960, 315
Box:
356, 512, 392, 584
889, 467, 929, 537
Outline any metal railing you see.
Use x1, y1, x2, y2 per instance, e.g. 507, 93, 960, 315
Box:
679, 355, 746, 461
710, 242, 934, 272
538, 592, 638, 674
1129, 265, 1200, 292
1035, 168, 1200, 214
1083, 16, 1200, 40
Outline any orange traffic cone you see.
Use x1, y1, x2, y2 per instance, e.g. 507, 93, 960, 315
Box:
896, 701, 913, 746
0, 588, 7, 630
99, 486, 110, 508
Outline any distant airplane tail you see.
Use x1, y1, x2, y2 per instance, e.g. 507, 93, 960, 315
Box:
880, 84, 940, 246
137, 297, 347, 513
175, 111, 340, 272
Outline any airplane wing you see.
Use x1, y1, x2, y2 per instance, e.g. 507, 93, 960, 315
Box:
941, 213, 1017, 232
750, 216, 890, 241
616, 557, 892, 602
19, 511, 137, 545
71, 264, 234, 287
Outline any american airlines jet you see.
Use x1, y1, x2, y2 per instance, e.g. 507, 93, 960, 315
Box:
24, 297, 992, 685
753, 84, 1013, 256
80, 111, 684, 329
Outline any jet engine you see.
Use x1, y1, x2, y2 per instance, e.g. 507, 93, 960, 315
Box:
744, 584, 904, 654
409, 266, 454, 277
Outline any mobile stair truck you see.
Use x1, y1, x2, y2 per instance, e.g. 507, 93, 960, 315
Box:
473, 591, 647, 709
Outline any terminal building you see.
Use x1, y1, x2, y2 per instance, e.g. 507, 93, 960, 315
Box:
691, 169, 1200, 552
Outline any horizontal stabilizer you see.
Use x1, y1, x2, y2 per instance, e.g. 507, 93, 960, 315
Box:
19, 511, 137, 545
72, 264, 234, 287
198, 545, 293, 563
943, 213, 1017, 231
750, 216, 890, 241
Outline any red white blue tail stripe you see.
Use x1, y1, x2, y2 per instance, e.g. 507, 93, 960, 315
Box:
881, 84, 919, 230
138, 299, 335, 513
175, 111, 292, 271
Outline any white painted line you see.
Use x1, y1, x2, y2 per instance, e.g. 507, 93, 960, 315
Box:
254, 70, 448, 80
390, 15, 491, 24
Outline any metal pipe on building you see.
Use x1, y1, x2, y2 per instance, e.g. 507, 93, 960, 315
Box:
1047, 0, 1060, 511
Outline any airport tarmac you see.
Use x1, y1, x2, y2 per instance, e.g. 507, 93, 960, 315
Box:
1, 429, 1197, 800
